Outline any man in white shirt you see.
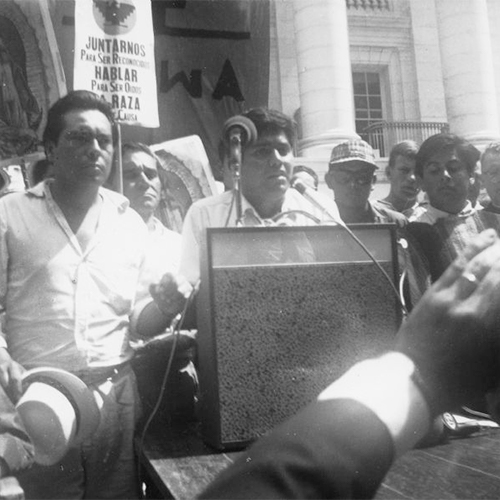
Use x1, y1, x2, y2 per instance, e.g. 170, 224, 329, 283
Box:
120, 141, 197, 423
120, 142, 182, 304
0, 91, 189, 499
179, 107, 341, 285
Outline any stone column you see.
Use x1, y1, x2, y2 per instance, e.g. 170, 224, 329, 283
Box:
487, 0, 500, 129
435, 0, 500, 147
292, 0, 358, 159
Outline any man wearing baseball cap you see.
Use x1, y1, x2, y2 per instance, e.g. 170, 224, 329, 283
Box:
325, 139, 429, 310
325, 139, 406, 225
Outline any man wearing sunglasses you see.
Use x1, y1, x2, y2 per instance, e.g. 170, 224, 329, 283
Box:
325, 140, 429, 311
325, 139, 405, 225
118, 142, 197, 425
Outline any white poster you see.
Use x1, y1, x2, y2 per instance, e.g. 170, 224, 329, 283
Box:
73, 0, 159, 128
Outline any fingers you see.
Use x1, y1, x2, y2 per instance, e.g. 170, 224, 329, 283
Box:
461, 228, 498, 261
0, 351, 24, 403
0, 367, 8, 394
0, 348, 12, 392
150, 272, 194, 317
463, 248, 500, 323
153, 273, 192, 298
175, 276, 195, 300
455, 239, 500, 299
435, 229, 498, 290
8, 361, 24, 403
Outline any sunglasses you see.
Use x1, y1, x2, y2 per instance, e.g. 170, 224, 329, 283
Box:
330, 170, 373, 186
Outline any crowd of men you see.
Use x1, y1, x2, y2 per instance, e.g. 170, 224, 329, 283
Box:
1, 89, 500, 499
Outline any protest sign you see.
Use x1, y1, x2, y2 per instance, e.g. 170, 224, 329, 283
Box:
74, 0, 159, 127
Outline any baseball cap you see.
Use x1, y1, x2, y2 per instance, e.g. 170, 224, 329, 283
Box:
329, 139, 378, 170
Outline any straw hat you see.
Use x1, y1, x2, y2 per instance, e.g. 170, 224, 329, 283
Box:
16, 367, 100, 466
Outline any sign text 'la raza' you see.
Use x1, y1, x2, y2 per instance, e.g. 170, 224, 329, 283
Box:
74, 0, 159, 128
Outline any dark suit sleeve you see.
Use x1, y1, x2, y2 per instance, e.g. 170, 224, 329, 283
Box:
199, 398, 395, 499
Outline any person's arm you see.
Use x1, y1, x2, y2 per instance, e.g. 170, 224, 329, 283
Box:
130, 203, 204, 338
200, 228, 500, 499
179, 200, 210, 287
0, 213, 24, 402
200, 352, 426, 500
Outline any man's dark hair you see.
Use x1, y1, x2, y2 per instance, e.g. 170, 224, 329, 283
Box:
415, 133, 479, 178
105, 142, 160, 190
220, 107, 297, 159
31, 158, 52, 185
43, 90, 115, 149
481, 141, 500, 163
388, 140, 418, 169
292, 164, 319, 188
122, 141, 160, 167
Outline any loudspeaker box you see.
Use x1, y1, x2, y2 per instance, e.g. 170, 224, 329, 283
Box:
197, 224, 401, 450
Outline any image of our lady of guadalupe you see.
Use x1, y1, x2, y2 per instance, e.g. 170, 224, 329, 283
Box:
0, 28, 42, 159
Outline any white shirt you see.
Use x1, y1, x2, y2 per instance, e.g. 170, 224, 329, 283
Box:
0, 181, 147, 371
409, 200, 476, 224
179, 188, 341, 284
318, 352, 430, 457
135, 217, 182, 303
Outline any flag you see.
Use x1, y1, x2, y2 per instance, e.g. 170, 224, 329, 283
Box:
73, 0, 159, 127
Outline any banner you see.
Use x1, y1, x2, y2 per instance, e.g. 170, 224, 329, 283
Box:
73, 0, 159, 127
148, 0, 270, 176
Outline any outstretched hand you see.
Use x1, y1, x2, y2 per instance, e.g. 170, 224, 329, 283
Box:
396, 228, 500, 415
149, 272, 194, 319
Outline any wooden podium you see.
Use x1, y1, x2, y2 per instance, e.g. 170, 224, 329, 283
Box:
197, 224, 402, 450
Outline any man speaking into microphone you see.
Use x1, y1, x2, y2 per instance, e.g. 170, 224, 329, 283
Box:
177, 107, 342, 285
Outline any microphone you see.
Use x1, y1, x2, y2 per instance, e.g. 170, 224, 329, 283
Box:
292, 178, 345, 226
222, 116, 257, 225
223, 115, 258, 150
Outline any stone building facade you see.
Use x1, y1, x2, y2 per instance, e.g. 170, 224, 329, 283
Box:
269, 0, 500, 174
2, 0, 500, 188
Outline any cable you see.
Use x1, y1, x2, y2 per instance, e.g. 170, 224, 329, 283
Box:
329, 222, 409, 318
224, 190, 236, 227
136, 281, 199, 491
461, 406, 492, 420
272, 209, 409, 319
272, 209, 322, 225
398, 268, 408, 314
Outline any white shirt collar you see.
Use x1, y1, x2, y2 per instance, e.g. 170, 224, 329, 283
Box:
413, 200, 475, 225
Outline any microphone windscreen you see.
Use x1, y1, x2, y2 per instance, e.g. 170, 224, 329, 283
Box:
291, 178, 307, 195
223, 116, 258, 146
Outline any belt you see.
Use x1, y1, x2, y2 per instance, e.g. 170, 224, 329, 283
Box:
76, 362, 131, 386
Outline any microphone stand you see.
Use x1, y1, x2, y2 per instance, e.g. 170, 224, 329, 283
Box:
292, 179, 345, 226
223, 115, 257, 227
228, 131, 244, 227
